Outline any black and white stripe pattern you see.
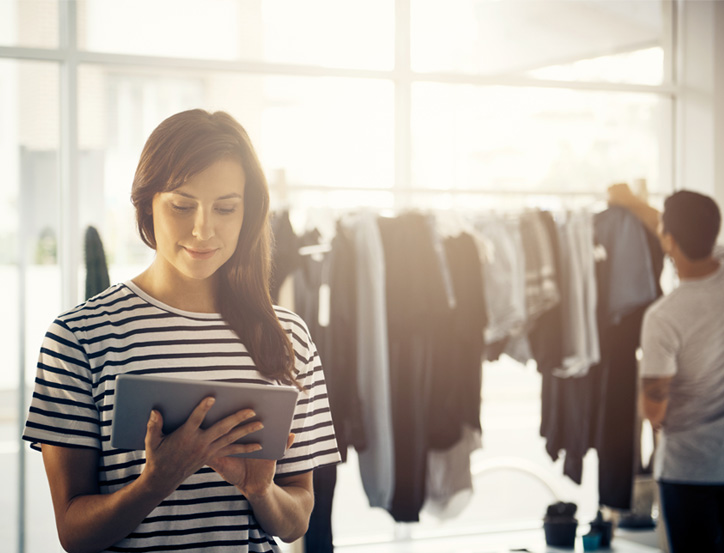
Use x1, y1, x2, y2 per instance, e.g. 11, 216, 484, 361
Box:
23, 281, 340, 552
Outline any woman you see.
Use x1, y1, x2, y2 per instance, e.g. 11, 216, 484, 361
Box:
23, 109, 340, 553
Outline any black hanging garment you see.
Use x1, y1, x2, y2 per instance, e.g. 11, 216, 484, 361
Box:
270, 210, 302, 303
592, 207, 664, 510
427, 232, 487, 450
377, 212, 450, 522
84, 226, 110, 300
296, 223, 366, 553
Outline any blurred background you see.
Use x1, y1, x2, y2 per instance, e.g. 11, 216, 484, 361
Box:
1, 1, 723, 552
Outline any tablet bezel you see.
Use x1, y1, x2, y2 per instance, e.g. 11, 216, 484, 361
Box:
110, 374, 299, 460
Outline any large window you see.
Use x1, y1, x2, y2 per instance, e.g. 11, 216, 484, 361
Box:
411, 85, 670, 195
1, 1, 676, 552
0, 57, 61, 553
411, 0, 668, 85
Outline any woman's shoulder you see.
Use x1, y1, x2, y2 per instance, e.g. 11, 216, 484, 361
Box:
273, 305, 309, 332
55, 283, 137, 327
273, 306, 315, 348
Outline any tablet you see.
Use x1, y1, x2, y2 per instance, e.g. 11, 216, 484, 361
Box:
111, 374, 299, 460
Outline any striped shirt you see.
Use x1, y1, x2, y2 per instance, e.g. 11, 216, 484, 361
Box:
23, 281, 340, 552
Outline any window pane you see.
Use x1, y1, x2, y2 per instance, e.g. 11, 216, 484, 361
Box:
411, 83, 671, 206
78, 65, 394, 284
411, 0, 667, 85
0, 58, 62, 553
78, 0, 394, 70
0, 0, 58, 49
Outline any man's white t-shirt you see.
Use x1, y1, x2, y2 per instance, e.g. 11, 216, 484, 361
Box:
640, 245, 724, 483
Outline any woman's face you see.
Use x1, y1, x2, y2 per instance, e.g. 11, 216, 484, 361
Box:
151, 158, 246, 283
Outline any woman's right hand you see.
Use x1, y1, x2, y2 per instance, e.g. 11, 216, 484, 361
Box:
142, 397, 263, 496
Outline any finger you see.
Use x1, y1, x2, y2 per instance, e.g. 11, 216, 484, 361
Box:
144, 409, 163, 451
213, 420, 264, 450
205, 408, 257, 442
215, 442, 263, 458
185, 396, 216, 430
285, 433, 295, 450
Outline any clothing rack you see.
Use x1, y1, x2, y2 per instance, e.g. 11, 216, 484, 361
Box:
273, 183, 612, 197
270, 178, 666, 198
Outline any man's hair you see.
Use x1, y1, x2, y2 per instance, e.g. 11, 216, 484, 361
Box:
662, 190, 721, 260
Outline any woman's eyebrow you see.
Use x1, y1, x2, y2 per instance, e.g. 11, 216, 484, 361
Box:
170, 191, 243, 200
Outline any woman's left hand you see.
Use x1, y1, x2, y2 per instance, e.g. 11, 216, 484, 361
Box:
207, 433, 295, 498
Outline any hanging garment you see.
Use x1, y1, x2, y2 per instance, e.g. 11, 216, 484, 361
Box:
531, 210, 568, 465
528, 211, 565, 375
556, 211, 600, 378
539, 211, 600, 483
502, 218, 534, 364
475, 216, 527, 360
593, 208, 664, 510
424, 426, 483, 520
594, 206, 659, 325
378, 212, 449, 522
428, 231, 487, 450
325, 221, 367, 459
84, 225, 110, 300
293, 223, 368, 553
304, 464, 337, 553
270, 210, 302, 303
540, 360, 600, 484
354, 212, 396, 510
519, 211, 561, 322
423, 230, 487, 518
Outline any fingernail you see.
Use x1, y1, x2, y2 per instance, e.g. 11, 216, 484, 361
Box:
150, 410, 157, 422
207, 397, 216, 407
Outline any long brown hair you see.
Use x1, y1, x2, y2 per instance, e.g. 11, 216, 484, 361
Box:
131, 109, 297, 386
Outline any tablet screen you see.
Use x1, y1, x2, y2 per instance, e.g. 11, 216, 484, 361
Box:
111, 374, 299, 460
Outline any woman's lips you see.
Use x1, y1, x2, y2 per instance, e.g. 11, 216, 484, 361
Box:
184, 247, 217, 260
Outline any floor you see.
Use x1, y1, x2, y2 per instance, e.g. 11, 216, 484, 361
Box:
334, 527, 663, 553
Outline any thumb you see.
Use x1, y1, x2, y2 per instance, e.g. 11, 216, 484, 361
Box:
145, 409, 164, 451
285, 433, 296, 451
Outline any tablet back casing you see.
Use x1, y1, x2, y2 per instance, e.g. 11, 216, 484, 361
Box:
111, 374, 299, 460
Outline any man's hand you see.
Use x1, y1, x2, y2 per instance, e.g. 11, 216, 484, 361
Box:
607, 182, 641, 208
607, 182, 662, 236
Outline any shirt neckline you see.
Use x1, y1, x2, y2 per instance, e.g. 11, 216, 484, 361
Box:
123, 280, 222, 319
678, 261, 724, 286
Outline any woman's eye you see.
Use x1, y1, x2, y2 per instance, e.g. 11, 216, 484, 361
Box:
171, 204, 193, 212
215, 206, 237, 215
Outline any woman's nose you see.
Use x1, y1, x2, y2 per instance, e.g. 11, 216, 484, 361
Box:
192, 209, 214, 241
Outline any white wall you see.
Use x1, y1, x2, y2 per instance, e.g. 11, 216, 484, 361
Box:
677, 0, 724, 224
715, 0, 724, 216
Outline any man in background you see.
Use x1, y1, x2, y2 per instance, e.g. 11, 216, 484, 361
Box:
608, 183, 724, 552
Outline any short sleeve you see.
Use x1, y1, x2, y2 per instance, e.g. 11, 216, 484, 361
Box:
23, 319, 100, 451
640, 309, 679, 379
714, 243, 724, 262
275, 314, 340, 477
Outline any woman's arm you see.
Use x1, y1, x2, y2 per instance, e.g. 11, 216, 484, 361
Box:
42, 398, 263, 553
42, 445, 167, 553
245, 471, 314, 543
